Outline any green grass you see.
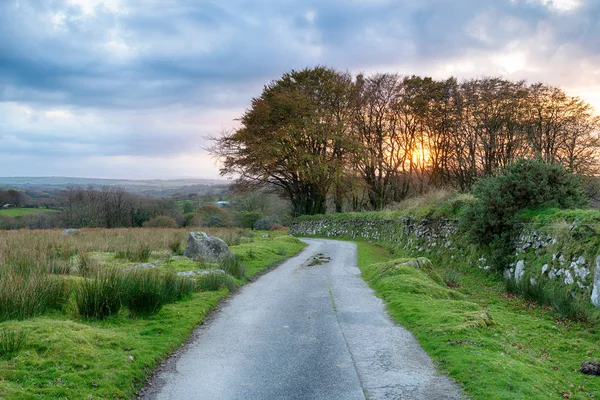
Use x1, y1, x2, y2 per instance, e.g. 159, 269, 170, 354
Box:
0, 208, 57, 217
519, 207, 600, 225
0, 231, 304, 398
355, 241, 600, 400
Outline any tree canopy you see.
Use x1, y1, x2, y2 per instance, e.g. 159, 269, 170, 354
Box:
212, 67, 600, 215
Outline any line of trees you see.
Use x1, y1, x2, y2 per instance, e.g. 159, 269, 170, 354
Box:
0, 190, 25, 207
212, 67, 600, 215
60, 186, 177, 228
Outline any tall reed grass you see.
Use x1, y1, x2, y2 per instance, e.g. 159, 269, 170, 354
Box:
0, 270, 70, 322
0, 329, 26, 358
0, 227, 244, 321
75, 268, 123, 319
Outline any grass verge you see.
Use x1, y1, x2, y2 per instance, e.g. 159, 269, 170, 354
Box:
0, 208, 57, 217
355, 241, 600, 400
0, 231, 304, 399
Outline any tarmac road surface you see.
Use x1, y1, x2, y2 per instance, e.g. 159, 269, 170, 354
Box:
142, 238, 464, 400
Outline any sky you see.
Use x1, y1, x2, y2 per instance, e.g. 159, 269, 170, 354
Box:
1, 0, 599, 180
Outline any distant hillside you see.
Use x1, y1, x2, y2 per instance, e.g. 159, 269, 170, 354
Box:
0, 177, 230, 197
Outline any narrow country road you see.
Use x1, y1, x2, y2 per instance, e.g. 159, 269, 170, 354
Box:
142, 238, 464, 400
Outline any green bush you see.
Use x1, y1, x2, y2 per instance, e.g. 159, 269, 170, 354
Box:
75, 268, 123, 319
460, 159, 587, 271
198, 205, 232, 227
254, 215, 279, 230
238, 211, 263, 229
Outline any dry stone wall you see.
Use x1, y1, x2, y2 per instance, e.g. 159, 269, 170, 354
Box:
291, 217, 600, 307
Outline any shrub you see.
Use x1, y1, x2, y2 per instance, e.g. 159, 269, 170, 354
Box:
219, 255, 246, 279
143, 215, 178, 228
254, 215, 279, 230
198, 205, 232, 227
238, 211, 263, 229
0, 329, 27, 358
196, 272, 237, 292
75, 268, 123, 319
460, 159, 587, 271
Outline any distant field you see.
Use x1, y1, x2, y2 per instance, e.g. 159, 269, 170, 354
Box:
0, 208, 58, 217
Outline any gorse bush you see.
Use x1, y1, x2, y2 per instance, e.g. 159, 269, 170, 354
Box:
75, 268, 123, 319
0, 329, 27, 358
460, 159, 587, 271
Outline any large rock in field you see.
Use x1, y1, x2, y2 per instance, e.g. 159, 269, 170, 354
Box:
591, 256, 600, 307
183, 231, 233, 262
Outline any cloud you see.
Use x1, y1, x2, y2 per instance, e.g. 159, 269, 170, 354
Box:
0, 0, 599, 178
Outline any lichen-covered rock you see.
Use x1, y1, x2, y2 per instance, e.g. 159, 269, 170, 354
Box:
563, 270, 574, 285
178, 269, 226, 277
183, 231, 233, 262
591, 256, 600, 307
61, 228, 79, 235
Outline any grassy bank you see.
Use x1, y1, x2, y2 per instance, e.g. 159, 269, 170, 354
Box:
0, 229, 304, 399
355, 241, 600, 400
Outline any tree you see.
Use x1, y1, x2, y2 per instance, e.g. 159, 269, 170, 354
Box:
212, 67, 355, 216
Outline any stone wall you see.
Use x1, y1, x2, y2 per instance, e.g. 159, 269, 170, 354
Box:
291, 217, 600, 307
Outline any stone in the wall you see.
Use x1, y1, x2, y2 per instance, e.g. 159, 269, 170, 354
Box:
515, 260, 525, 282
591, 256, 600, 307
564, 270, 574, 285
574, 265, 590, 280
